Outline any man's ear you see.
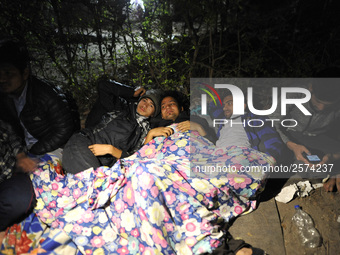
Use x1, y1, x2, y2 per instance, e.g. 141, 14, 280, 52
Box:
23, 67, 30, 80
308, 84, 313, 92
243, 103, 247, 110
181, 106, 184, 112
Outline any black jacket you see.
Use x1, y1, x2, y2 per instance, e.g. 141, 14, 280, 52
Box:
85, 79, 138, 128
81, 101, 147, 167
0, 76, 80, 155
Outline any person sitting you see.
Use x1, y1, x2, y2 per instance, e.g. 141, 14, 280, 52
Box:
62, 89, 169, 174
216, 90, 286, 164
0, 120, 37, 237
145, 90, 217, 144
85, 78, 146, 128
274, 67, 340, 192
0, 38, 80, 160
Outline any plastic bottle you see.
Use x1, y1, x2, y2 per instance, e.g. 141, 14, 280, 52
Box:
292, 205, 322, 248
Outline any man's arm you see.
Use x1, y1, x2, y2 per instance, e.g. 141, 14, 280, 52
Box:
144, 127, 174, 145
15, 152, 37, 173
271, 115, 311, 164
97, 80, 144, 111
269, 91, 311, 163
249, 116, 287, 164
189, 115, 218, 144
88, 144, 122, 159
0, 120, 36, 180
86, 80, 145, 128
286, 141, 310, 164
29, 87, 77, 155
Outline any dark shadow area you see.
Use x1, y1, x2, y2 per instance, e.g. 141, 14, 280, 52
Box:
259, 178, 289, 202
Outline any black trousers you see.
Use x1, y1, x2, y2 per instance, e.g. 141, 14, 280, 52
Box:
62, 132, 100, 174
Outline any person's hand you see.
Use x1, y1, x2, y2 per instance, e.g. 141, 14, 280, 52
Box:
148, 127, 174, 138
144, 127, 174, 144
319, 154, 331, 165
319, 152, 340, 165
287, 141, 310, 164
323, 174, 340, 192
134, 87, 146, 98
15, 152, 38, 173
88, 144, 122, 159
319, 153, 340, 192
177, 120, 190, 132
177, 121, 207, 137
236, 247, 253, 255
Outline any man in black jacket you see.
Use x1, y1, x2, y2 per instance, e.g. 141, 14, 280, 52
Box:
62, 87, 164, 174
0, 38, 80, 159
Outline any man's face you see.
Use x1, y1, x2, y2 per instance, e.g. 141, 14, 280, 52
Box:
161, 96, 180, 121
222, 95, 234, 119
310, 93, 337, 113
136, 97, 155, 117
0, 63, 28, 94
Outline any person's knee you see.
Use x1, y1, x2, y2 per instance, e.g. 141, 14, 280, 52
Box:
0, 174, 36, 230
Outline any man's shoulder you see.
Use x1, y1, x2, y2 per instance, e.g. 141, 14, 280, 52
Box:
27, 76, 72, 104
28, 76, 60, 94
242, 112, 269, 120
242, 112, 277, 134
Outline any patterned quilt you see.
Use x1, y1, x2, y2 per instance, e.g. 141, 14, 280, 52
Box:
1, 124, 275, 255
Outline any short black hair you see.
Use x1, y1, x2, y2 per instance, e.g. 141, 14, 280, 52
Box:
312, 67, 340, 102
0, 38, 30, 73
221, 88, 247, 104
160, 90, 190, 112
221, 89, 233, 101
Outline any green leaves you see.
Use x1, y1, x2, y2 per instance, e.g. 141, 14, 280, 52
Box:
2, 0, 339, 114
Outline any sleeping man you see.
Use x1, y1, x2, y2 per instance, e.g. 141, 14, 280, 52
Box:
216, 90, 286, 165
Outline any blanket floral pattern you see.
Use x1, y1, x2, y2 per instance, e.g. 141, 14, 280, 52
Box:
1, 124, 275, 255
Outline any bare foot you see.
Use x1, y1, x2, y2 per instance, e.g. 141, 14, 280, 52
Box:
336, 175, 340, 192
236, 247, 253, 255
323, 174, 340, 192
324, 177, 336, 192
0, 231, 5, 245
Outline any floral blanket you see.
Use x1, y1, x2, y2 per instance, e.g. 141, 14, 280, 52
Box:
1, 124, 275, 255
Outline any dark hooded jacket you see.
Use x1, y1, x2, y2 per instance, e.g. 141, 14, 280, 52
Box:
85, 79, 139, 128
63, 80, 158, 171
80, 101, 149, 166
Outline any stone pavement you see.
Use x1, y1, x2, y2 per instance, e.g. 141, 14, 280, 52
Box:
229, 178, 340, 255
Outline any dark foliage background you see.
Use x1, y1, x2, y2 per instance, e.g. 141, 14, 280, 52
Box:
1, 0, 339, 114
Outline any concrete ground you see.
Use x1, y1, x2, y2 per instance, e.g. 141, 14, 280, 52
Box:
229, 178, 340, 255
